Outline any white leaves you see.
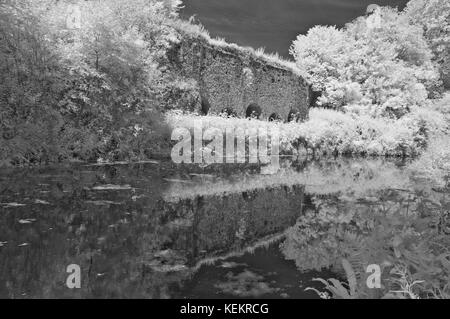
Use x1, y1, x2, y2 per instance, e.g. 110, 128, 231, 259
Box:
91, 184, 132, 191
18, 219, 37, 224
34, 199, 50, 205
85, 200, 123, 206
309, 277, 353, 299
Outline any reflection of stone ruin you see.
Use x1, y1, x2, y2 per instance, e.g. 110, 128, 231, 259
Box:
156, 184, 305, 269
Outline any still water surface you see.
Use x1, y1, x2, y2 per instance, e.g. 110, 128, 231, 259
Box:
0, 159, 448, 298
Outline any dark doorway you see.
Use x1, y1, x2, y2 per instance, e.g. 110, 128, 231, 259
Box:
309, 86, 322, 108
246, 103, 262, 119
201, 96, 211, 115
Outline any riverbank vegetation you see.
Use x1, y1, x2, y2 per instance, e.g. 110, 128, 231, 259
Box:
0, 0, 183, 166
1, 0, 448, 167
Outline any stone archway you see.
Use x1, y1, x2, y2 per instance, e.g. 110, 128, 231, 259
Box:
246, 103, 262, 119
268, 113, 282, 122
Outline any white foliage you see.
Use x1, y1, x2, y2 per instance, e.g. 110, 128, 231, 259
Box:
290, 6, 441, 118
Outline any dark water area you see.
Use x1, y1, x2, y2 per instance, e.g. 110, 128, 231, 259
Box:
0, 158, 449, 298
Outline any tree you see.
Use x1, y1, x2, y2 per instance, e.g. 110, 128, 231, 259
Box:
290, 6, 440, 119
0, 0, 182, 165
404, 0, 450, 87
0, 0, 66, 164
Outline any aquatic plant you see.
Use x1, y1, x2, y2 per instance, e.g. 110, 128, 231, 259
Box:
306, 259, 358, 299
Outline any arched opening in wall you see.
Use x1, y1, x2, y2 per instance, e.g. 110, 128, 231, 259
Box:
246, 103, 262, 119
287, 110, 301, 123
220, 108, 237, 118
268, 113, 281, 122
309, 86, 322, 108
201, 96, 210, 115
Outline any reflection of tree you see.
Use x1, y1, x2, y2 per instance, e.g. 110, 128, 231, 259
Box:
281, 187, 450, 298
0, 164, 178, 298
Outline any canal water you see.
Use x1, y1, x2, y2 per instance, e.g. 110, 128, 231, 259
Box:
0, 158, 448, 298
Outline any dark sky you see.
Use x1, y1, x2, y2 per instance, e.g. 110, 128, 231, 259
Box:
181, 0, 409, 58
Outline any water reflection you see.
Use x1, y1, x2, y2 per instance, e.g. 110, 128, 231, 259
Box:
0, 161, 309, 298
0, 158, 448, 298
280, 161, 450, 298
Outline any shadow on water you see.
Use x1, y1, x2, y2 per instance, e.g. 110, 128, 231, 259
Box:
0, 158, 449, 298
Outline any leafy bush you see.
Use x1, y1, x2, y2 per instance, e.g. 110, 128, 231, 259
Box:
0, 0, 180, 166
